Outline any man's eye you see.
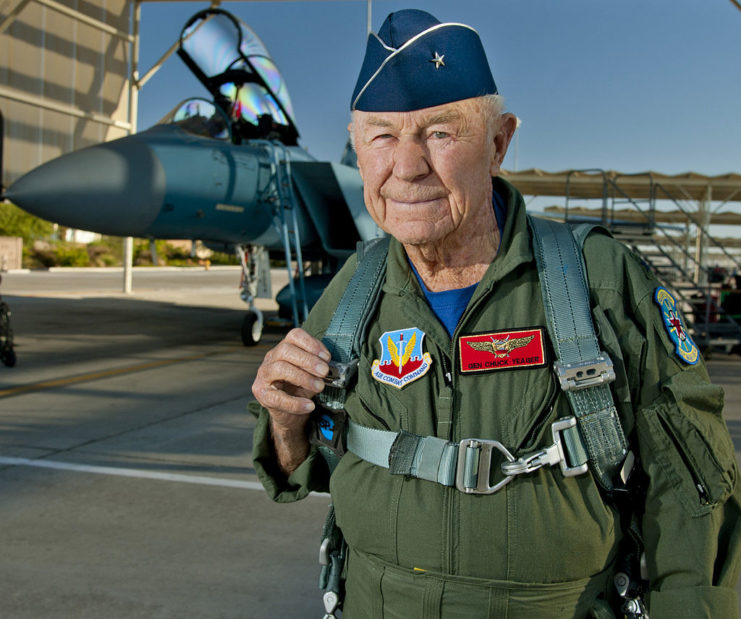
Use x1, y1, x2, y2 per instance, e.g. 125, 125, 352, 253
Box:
431, 131, 449, 139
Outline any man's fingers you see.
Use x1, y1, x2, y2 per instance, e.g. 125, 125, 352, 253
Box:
253, 368, 320, 412
284, 328, 331, 363
264, 329, 330, 379
251, 328, 332, 418
260, 385, 316, 415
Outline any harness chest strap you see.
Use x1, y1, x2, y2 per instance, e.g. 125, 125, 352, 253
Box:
347, 416, 589, 494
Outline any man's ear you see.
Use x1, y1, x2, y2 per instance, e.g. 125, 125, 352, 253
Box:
489, 113, 518, 176
347, 120, 364, 180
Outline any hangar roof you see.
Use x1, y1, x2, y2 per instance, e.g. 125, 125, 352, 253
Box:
500, 169, 741, 203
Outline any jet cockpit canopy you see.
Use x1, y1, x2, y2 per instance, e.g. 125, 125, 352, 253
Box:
177, 8, 299, 145
157, 98, 232, 141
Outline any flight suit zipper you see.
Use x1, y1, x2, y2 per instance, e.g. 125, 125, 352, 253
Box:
436, 349, 457, 575
657, 415, 712, 505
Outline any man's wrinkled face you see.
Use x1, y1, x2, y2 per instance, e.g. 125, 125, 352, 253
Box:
351, 98, 506, 247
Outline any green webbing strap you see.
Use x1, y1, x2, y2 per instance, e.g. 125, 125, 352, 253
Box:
527, 215, 628, 491
347, 421, 459, 486
317, 237, 390, 412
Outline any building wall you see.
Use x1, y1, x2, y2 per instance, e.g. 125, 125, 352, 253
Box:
0, 0, 132, 188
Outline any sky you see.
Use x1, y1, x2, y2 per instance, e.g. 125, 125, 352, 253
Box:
136, 1, 741, 191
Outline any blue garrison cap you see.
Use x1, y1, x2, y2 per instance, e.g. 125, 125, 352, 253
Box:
351, 9, 497, 112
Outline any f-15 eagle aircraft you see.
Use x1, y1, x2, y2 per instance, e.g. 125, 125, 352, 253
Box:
5, 8, 383, 345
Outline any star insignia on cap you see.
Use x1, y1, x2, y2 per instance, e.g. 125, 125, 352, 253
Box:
429, 52, 445, 69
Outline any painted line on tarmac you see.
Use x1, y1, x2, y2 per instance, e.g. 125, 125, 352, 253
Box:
0, 456, 266, 491
0, 346, 256, 399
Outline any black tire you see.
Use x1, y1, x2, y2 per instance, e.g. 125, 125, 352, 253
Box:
2, 348, 16, 367
241, 312, 262, 346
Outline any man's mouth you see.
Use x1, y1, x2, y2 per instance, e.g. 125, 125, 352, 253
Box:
385, 196, 445, 206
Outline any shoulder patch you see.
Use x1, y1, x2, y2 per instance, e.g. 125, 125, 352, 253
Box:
654, 286, 699, 365
371, 327, 433, 389
458, 327, 547, 374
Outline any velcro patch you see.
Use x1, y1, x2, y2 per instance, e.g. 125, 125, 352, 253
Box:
654, 286, 699, 365
458, 328, 547, 374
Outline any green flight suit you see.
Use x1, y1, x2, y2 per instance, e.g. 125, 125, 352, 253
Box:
252, 178, 741, 618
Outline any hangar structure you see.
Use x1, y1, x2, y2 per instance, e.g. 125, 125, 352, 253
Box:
0, 0, 134, 190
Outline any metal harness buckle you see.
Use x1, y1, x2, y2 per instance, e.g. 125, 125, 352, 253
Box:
455, 438, 516, 495
319, 359, 359, 413
554, 353, 615, 392
502, 416, 589, 478
323, 359, 359, 389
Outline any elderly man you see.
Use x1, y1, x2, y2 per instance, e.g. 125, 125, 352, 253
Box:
251, 9, 740, 618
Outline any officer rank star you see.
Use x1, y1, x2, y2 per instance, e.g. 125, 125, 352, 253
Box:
430, 52, 445, 69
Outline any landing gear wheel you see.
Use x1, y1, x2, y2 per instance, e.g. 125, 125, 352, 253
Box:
241, 312, 263, 346
1, 348, 16, 367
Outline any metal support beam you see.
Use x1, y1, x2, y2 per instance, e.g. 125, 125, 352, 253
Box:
694, 185, 712, 285
33, 0, 134, 41
123, 236, 133, 294
136, 39, 179, 89
135, 13, 210, 89
123, 0, 141, 295
0, 0, 31, 35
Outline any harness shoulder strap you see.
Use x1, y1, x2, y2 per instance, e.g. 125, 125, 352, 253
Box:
320, 237, 390, 366
309, 236, 389, 473
527, 215, 628, 491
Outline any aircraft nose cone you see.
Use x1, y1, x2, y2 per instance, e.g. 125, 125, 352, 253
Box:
6, 135, 166, 236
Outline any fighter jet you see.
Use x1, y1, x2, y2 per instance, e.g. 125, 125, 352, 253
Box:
4, 8, 383, 345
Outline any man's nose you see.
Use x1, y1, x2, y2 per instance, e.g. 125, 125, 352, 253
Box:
392, 138, 430, 181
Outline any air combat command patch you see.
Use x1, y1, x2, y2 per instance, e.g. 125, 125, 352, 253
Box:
654, 286, 699, 365
371, 327, 433, 389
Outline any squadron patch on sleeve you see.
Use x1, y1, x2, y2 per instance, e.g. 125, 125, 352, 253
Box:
371, 327, 433, 389
458, 327, 547, 374
654, 286, 699, 365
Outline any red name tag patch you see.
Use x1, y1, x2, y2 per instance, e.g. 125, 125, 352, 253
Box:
458, 328, 547, 374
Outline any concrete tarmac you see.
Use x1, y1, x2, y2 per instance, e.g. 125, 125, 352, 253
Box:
0, 268, 740, 617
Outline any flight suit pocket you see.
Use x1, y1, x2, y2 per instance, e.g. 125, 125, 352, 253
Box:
638, 372, 735, 517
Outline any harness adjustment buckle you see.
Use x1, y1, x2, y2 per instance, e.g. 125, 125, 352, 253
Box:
551, 416, 589, 476
501, 417, 589, 478
319, 537, 330, 566
554, 353, 615, 392
455, 438, 516, 495
502, 444, 561, 476
323, 359, 358, 389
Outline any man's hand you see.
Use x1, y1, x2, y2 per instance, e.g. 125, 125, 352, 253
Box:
252, 328, 331, 475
